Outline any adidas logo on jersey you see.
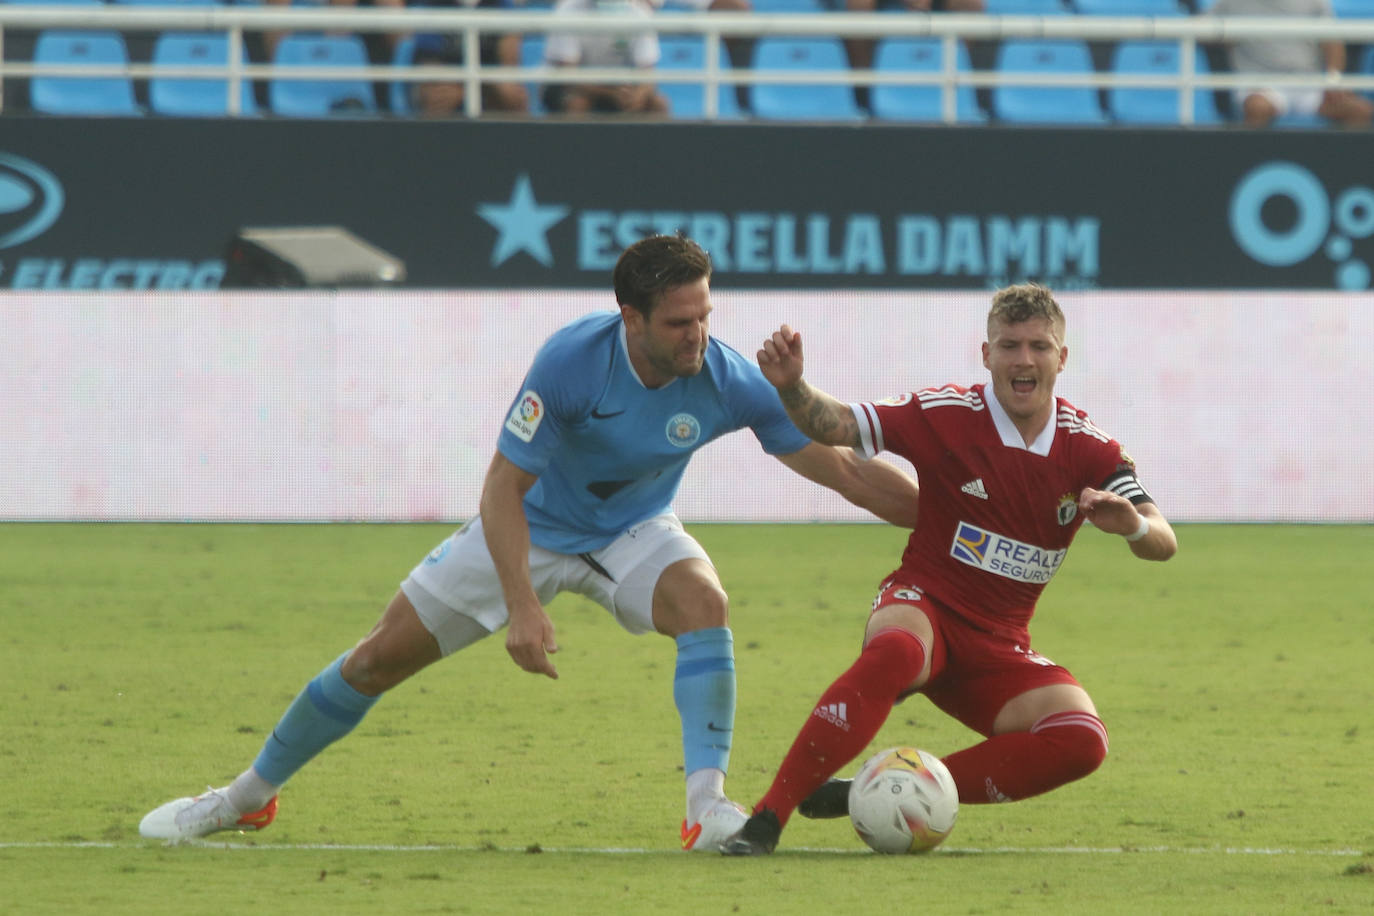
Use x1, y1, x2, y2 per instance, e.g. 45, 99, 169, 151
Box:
960, 478, 989, 500
812, 702, 850, 731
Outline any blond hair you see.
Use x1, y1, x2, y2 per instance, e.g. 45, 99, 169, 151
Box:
987, 283, 1065, 342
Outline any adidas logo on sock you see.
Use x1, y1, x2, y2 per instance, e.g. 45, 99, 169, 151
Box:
960, 478, 989, 500
812, 702, 850, 731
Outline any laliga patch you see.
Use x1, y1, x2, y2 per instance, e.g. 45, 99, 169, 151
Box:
506, 390, 544, 442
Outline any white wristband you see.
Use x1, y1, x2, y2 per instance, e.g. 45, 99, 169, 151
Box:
1125, 516, 1150, 543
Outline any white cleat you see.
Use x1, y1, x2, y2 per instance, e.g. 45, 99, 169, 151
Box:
138, 786, 278, 842
680, 797, 748, 852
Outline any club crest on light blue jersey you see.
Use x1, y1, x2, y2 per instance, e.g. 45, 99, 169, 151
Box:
666, 413, 702, 448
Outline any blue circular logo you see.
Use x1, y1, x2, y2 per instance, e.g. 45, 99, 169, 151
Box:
665, 413, 701, 448
1229, 161, 1329, 267
0, 153, 65, 249
1335, 186, 1374, 240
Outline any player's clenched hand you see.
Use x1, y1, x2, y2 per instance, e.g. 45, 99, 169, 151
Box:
505, 600, 559, 679
1076, 487, 1139, 537
757, 325, 805, 390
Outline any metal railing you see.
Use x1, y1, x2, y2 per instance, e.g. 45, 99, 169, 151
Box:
2, 6, 1374, 122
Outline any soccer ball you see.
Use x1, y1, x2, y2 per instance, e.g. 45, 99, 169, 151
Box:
848, 747, 958, 854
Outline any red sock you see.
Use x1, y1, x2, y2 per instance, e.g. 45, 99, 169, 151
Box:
941, 711, 1109, 804
755, 628, 926, 826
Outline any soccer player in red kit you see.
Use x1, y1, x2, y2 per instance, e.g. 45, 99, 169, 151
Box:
722, 283, 1178, 855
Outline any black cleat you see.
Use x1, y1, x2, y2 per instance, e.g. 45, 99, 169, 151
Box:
719, 808, 782, 856
797, 778, 852, 819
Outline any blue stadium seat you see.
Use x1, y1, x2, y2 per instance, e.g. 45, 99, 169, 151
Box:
993, 39, 1108, 125
1273, 112, 1330, 128
1073, 0, 1183, 14
521, 33, 547, 116
983, 0, 1068, 13
30, 31, 141, 116
748, 0, 824, 10
389, 35, 417, 115
1331, 0, 1374, 17
269, 33, 376, 116
870, 37, 985, 123
1108, 40, 1220, 125
657, 34, 742, 120
751, 37, 865, 122
149, 32, 258, 116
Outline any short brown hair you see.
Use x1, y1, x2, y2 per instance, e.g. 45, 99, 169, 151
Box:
613, 235, 713, 317
988, 283, 1065, 341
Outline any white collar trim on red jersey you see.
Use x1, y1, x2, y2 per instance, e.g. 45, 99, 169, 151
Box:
985, 385, 1055, 457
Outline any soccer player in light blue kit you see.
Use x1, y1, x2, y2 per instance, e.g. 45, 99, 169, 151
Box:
139, 235, 920, 850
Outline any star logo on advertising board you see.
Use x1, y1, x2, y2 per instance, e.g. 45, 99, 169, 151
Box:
476, 173, 569, 268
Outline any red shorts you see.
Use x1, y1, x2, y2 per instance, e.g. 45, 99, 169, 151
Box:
872, 580, 1081, 738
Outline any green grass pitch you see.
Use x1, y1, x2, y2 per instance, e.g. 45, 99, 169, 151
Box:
1, 522, 1371, 914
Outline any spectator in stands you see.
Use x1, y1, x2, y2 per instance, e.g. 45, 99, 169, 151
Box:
255, 0, 412, 114
824, 0, 986, 114
1210, 0, 1372, 128
408, 0, 530, 115
668, 0, 755, 111
260, 0, 404, 64
259, 0, 527, 115
542, 0, 669, 116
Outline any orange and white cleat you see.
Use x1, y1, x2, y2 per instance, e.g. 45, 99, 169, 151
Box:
139, 787, 278, 842
680, 798, 748, 852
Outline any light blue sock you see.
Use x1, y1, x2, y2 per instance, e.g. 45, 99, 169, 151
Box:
673, 627, 735, 775
252, 652, 379, 787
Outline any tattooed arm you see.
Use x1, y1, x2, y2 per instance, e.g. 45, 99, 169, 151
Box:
756, 325, 863, 450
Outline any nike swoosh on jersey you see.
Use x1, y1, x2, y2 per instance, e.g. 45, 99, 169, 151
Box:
590, 408, 625, 419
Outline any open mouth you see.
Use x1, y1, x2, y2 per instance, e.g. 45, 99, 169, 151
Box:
1011, 376, 1036, 394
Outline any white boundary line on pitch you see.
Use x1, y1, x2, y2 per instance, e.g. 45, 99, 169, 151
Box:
1, 841, 1367, 857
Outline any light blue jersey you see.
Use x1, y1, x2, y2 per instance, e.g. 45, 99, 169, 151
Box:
498, 311, 810, 553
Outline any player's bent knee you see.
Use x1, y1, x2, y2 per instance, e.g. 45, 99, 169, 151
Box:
652, 560, 730, 635
1065, 727, 1109, 780
343, 622, 441, 695
1032, 711, 1109, 782
341, 643, 405, 696
672, 582, 729, 632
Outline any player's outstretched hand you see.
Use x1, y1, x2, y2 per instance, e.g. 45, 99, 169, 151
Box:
757, 324, 805, 391
506, 601, 559, 679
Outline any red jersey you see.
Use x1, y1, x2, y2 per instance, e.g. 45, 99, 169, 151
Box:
854, 383, 1151, 642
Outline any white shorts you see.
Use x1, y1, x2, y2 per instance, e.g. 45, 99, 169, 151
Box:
1234, 87, 1324, 119
402, 513, 711, 655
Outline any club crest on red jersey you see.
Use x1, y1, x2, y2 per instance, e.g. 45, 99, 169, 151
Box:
1057, 493, 1078, 526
